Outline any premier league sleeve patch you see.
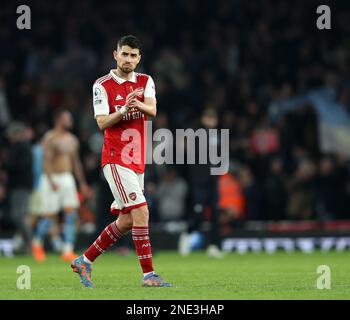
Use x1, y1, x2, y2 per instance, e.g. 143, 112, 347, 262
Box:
93, 86, 105, 106
94, 87, 101, 99
92, 83, 110, 116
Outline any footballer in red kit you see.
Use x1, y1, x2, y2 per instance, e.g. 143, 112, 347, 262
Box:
94, 70, 150, 173
71, 35, 172, 288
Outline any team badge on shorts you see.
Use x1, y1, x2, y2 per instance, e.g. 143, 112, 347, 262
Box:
129, 192, 137, 201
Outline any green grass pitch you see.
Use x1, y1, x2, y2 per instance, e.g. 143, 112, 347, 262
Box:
0, 250, 349, 299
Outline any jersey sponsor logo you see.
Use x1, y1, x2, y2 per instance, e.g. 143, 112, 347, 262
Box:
142, 243, 150, 248
115, 94, 123, 100
129, 192, 137, 201
94, 99, 102, 105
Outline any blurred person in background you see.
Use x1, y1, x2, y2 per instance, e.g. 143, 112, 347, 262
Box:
333, 154, 350, 219
286, 152, 317, 220
238, 164, 264, 220
156, 166, 188, 223
315, 155, 346, 221
0, 77, 11, 130
0, 146, 8, 232
27, 126, 44, 227
28, 123, 64, 254
180, 108, 224, 258
5, 122, 33, 253
0, 182, 7, 229
263, 157, 287, 221
31, 109, 91, 262
218, 162, 245, 236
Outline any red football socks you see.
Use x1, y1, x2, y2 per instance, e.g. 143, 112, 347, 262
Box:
84, 223, 154, 274
84, 221, 123, 262
132, 226, 154, 273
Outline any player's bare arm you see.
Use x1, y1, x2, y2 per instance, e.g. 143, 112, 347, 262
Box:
71, 136, 91, 197
131, 96, 157, 118
42, 132, 58, 191
95, 114, 122, 131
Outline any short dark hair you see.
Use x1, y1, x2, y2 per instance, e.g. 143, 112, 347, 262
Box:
117, 35, 142, 54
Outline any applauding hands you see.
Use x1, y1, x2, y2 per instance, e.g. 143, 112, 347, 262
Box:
120, 87, 143, 115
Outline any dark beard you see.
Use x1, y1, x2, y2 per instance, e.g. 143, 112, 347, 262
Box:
120, 66, 134, 74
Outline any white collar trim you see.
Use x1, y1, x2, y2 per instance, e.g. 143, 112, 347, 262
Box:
110, 70, 137, 84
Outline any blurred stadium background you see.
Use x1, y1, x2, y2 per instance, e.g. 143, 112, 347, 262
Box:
1, 0, 350, 258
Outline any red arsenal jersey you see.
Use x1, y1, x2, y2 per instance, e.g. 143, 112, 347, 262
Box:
92, 70, 156, 173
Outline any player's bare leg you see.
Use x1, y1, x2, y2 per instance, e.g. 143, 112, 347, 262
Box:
61, 208, 79, 262
131, 205, 172, 287
71, 213, 132, 287
49, 218, 62, 253
116, 212, 133, 233
32, 214, 57, 262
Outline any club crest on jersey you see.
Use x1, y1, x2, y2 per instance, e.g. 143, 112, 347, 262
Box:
129, 192, 137, 201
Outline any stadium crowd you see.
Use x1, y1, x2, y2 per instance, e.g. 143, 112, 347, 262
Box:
0, 0, 350, 245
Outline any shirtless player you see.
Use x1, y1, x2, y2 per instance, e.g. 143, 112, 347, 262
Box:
31, 109, 90, 262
